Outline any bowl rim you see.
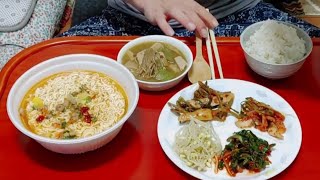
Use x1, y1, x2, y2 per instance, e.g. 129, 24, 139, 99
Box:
117, 35, 193, 85
6, 54, 139, 145
240, 20, 313, 66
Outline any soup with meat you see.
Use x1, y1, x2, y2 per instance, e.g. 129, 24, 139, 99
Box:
19, 71, 127, 139
122, 42, 188, 82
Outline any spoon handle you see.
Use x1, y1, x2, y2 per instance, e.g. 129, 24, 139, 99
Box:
195, 32, 203, 59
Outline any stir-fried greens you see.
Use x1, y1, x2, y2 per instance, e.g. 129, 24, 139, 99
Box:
216, 130, 275, 177
169, 81, 237, 123
236, 97, 286, 139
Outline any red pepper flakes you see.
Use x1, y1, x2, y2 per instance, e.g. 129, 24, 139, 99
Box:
84, 115, 92, 123
80, 106, 92, 123
36, 115, 45, 122
80, 107, 89, 114
258, 145, 265, 151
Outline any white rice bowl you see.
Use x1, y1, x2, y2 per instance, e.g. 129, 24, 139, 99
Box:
244, 20, 306, 64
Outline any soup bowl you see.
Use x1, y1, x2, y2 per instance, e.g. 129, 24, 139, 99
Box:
7, 54, 139, 154
117, 35, 193, 91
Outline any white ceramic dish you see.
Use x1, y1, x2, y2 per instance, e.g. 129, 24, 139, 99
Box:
7, 54, 139, 154
117, 35, 193, 91
157, 79, 302, 179
240, 20, 313, 79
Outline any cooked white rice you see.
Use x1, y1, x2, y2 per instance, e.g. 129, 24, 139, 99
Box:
244, 20, 306, 64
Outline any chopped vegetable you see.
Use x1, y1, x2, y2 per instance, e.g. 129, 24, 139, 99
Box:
169, 81, 236, 123
92, 117, 98, 123
84, 96, 92, 103
216, 130, 275, 177
56, 104, 64, 112
62, 130, 76, 139
236, 97, 286, 139
155, 69, 175, 81
77, 91, 91, 104
174, 56, 187, 71
61, 121, 67, 129
32, 97, 44, 109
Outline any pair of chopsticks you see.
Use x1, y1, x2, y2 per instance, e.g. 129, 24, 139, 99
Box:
205, 29, 223, 79
205, 9, 223, 79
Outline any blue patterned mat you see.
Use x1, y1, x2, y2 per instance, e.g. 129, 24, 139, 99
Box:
61, 2, 320, 37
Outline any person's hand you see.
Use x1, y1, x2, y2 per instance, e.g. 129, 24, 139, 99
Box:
126, 0, 218, 38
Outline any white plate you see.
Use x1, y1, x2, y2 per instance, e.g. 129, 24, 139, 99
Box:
157, 79, 302, 180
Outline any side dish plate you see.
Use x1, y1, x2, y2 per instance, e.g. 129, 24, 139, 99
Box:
157, 79, 302, 179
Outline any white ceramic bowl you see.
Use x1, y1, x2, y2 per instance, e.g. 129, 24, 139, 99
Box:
117, 35, 193, 91
240, 20, 313, 79
7, 54, 139, 154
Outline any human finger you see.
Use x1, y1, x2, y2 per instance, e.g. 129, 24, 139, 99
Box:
195, 5, 219, 28
188, 11, 208, 38
167, 9, 196, 31
156, 16, 175, 36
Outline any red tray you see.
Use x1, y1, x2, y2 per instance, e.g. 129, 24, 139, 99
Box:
0, 36, 320, 179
